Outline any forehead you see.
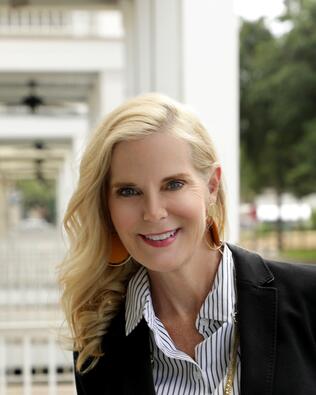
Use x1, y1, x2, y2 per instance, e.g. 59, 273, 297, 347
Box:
109, 133, 195, 180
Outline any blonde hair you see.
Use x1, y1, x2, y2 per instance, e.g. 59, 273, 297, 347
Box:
58, 92, 227, 373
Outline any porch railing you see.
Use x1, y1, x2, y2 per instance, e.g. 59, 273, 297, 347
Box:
0, 321, 75, 395
0, 226, 74, 394
0, 7, 123, 38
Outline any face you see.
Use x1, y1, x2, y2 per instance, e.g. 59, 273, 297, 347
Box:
107, 132, 221, 274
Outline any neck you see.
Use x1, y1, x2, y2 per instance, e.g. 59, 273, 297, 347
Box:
148, 247, 222, 322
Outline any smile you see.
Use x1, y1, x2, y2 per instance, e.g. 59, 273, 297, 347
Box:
144, 229, 177, 241
140, 228, 180, 247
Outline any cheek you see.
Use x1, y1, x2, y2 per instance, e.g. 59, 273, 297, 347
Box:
108, 199, 138, 234
170, 193, 206, 223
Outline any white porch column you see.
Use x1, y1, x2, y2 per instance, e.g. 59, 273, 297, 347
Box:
56, 153, 74, 228
181, 1, 239, 243
0, 337, 6, 395
89, 71, 125, 130
120, 0, 239, 242
0, 177, 8, 239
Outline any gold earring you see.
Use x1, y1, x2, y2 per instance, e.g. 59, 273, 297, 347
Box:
206, 203, 222, 250
108, 233, 132, 267
207, 202, 214, 220
209, 221, 221, 248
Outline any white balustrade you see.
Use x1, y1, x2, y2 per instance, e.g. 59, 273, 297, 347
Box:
0, 323, 75, 395
48, 334, 57, 395
0, 7, 123, 38
0, 337, 6, 395
23, 336, 32, 395
0, 213, 76, 395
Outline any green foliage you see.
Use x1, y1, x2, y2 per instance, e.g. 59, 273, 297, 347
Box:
311, 210, 316, 230
240, 2, 316, 200
16, 179, 56, 223
281, 248, 316, 263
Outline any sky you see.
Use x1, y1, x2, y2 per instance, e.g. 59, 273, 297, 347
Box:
234, 0, 286, 20
234, 0, 290, 35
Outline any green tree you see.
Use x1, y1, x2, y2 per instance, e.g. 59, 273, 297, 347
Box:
240, 2, 316, 249
240, 19, 277, 198
17, 179, 56, 223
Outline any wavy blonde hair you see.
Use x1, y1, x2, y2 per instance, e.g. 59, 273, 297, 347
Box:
59, 92, 227, 373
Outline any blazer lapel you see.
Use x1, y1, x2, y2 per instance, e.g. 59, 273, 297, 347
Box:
103, 308, 155, 395
124, 319, 156, 395
228, 244, 278, 395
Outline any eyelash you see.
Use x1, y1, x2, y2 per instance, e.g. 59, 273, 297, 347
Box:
116, 180, 185, 197
116, 187, 139, 197
166, 180, 184, 190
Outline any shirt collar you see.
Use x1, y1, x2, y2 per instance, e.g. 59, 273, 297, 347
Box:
125, 266, 152, 335
197, 244, 236, 323
125, 243, 236, 335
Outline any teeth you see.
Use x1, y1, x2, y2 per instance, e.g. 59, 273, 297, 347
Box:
145, 230, 176, 241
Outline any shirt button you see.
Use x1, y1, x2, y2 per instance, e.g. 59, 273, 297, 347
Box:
193, 368, 202, 380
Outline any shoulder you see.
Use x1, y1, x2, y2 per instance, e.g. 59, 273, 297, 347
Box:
228, 242, 316, 302
264, 258, 316, 303
228, 242, 316, 278
101, 305, 126, 350
265, 257, 316, 283
229, 243, 316, 336
73, 306, 127, 394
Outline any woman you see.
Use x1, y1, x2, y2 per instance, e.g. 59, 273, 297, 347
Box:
59, 93, 316, 395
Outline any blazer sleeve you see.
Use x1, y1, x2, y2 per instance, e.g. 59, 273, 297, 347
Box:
73, 352, 88, 395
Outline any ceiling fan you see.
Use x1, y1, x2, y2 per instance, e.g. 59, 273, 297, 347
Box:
0, 79, 87, 114
22, 80, 43, 113
9, 0, 30, 7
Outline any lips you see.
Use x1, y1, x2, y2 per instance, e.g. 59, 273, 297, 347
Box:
143, 229, 177, 241
139, 228, 180, 248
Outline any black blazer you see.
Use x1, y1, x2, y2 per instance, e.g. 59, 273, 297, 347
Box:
74, 244, 316, 395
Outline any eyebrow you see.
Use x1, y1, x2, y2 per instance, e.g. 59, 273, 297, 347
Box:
110, 173, 192, 189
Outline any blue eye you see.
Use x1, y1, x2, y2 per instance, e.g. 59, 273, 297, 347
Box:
166, 180, 184, 190
117, 187, 139, 197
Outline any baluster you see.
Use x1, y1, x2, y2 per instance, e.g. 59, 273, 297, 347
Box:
23, 336, 32, 395
48, 334, 57, 395
0, 337, 6, 395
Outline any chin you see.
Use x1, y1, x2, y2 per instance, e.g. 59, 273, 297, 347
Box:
140, 257, 184, 273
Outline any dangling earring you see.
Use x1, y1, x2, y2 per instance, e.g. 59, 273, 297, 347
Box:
108, 233, 132, 267
209, 221, 221, 248
206, 203, 222, 250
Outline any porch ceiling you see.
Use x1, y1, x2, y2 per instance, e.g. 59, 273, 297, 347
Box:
0, 72, 96, 109
0, 0, 118, 9
0, 139, 71, 180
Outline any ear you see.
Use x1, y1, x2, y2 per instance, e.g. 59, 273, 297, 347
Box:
208, 166, 221, 203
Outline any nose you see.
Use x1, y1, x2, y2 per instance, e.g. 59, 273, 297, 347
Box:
143, 193, 167, 222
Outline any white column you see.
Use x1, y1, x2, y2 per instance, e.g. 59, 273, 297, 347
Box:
0, 177, 8, 239
153, 1, 182, 98
0, 337, 6, 395
56, 124, 89, 227
48, 335, 57, 395
120, 0, 239, 242
181, 0, 239, 243
89, 71, 125, 130
56, 153, 75, 228
120, 0, 138, 97
23, 336, 32, 395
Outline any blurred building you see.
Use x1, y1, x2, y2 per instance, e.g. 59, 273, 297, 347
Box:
0, 1, 238, 394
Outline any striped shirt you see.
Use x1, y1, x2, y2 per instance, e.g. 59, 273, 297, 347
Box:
125, 243, 241, 395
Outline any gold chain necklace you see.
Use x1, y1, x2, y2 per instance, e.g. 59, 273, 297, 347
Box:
224, 328, 239, 395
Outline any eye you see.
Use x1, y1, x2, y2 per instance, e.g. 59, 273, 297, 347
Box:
166, 180, 184, 191
117, 187, 139, 197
